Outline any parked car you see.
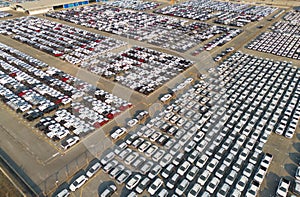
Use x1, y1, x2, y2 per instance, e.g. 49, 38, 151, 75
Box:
99, 183, 117, 197
276, 178, 290, 197
69, 175, 88, 192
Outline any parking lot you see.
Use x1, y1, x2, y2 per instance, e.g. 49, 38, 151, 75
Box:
81, 46, 193, 95
0, 1, 298, 197
0, 16, 126, 64
45, 4, 243, 53
0, 41, 133, 152
247, 10, 300, 60
155, 0, 277, 27
104, 0, 160, 10
0, 11, 11, 18
50, 51, 300, 197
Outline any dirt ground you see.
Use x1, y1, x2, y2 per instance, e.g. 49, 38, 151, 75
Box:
0, 170, 22, 197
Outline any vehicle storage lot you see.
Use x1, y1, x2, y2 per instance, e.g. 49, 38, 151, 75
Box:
56, 51, 299, 197
247, 10, 300, 60
0, 11, 11, 18
0, 41, 132, 151
0, 2, 298, 197
81, 46, 193, 95
0, 16, 125, 65
155, 0, 277, 27
104, 0, 160, 10
45, 4, 242, 53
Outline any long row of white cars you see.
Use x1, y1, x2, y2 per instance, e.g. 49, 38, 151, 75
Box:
104, 0, 160, 10
247, 10, 300, 60
46, 4, 241, 52
0, 11, 12, 18
155, 0, 277, 26
0, 16, 126, 65
69, 51, 299, 197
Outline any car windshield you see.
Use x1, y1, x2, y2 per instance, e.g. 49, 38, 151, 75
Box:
151, 184, 158, 190
178, 184, 185, 190
209, 183, 216, 188
191, 190, 197, 195
279, 187, 287, 192
220, 190, 226, 195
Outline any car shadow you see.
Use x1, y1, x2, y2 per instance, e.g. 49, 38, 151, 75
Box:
51, 182, 69, 197
260, 172, 280, 197
98, 180, 115, 195
289, 152, 300, 164
293, 142, 300, 153
284, 163, 297, 177
69, 169, 86, 183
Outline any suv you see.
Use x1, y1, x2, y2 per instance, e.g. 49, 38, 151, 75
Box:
69, 175, 88, 192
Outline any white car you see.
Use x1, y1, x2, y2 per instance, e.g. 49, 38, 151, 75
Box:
86, 162, 101, 178
127, 119, 139, 127
148, 165, 162, 179
236, 175, 248, 192
167, 173, 180, 189
55, 188, 70, 197
175, 179, 189, 195
126, 174, 142, 190
187, 183, 202, 197
61, 136, 80, 150
111, 127, 127, 140
207, 158, 218, 173
159, 153, 173, 167
198, 169, 211, 186
177, 161, 191, 176
253, 166, 267, 184
186, 166, 199, 181
152, 149, 165, 162
148, 178, 163, 195
216, 183, 230, 197
276, 178, 290, 197
243, 163, 255, 178
138, 141, 151, 152
260, 153, 273, 169
145, 145, 158, 157
245, 181, 260, 197
69, 175, 88, 192
196, 154, 209, 168
160, 93, 173, 103
225, 170, 238, 185
206, 177, 220, 194
100, 152, 115, 165
294, 180, 300, 196
285, 129, 294, 139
